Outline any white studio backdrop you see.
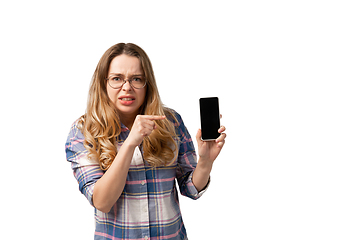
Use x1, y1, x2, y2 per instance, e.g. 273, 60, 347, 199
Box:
1, 0, 359, 239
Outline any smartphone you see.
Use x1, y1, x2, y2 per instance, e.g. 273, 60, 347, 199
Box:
199, 97, 221, 141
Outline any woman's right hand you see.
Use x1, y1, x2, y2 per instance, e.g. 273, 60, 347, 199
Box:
94, 114, 166, 213
126, 115, 166, 147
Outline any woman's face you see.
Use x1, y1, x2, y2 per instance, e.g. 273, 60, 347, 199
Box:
106, 54, 147, 121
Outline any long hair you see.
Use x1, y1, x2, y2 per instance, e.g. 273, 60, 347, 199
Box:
79, 43, 178, 170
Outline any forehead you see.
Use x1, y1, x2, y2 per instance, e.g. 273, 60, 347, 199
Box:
108, 54, 143, 75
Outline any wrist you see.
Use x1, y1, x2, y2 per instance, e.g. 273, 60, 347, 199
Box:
193, 158, 213, 192
121, 139, 138, 152
123, 135, 141, 148
197, 157, 214, 171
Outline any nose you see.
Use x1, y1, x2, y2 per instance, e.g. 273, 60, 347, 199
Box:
121, 80, 132, 91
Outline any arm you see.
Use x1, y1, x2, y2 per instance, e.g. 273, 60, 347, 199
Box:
192, 126, 226, 191
92, 115, 166, 213
174, 112, 225, 198
92, 141, 135, 213
66, 122, 104, 206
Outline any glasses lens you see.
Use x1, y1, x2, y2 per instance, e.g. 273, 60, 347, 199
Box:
108, 76, 124, 89
130, 77, 146, 89
108, 76, 146, 89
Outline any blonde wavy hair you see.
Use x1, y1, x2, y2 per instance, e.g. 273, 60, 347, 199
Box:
79, 43, 178, 170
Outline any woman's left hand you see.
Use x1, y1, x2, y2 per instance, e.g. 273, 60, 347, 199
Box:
193, 119, 226, 191
196, 125, 226, 163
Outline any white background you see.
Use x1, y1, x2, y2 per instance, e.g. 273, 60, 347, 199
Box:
1, 0, 359, 239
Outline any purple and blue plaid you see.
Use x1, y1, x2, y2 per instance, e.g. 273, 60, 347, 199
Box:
65, 111, 208, 240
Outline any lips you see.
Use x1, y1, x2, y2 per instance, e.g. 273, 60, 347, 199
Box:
118, 95, 136, 105
119, 95, 135, 100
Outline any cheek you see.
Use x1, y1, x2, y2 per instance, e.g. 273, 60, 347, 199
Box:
138, 88, 147, 105
106, 86, 118, 104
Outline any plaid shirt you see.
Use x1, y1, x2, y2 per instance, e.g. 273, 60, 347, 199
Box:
65, 111, 208, 240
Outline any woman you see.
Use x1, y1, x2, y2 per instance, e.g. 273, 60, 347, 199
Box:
65, 43, 226, 240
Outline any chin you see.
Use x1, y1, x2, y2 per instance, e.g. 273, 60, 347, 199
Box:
116, 103, 141, 115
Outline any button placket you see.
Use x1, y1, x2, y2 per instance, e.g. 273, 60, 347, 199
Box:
134, 146, 150, 238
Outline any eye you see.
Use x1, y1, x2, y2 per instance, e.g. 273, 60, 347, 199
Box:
112, 77, 122, 81
133, 77, 142, 82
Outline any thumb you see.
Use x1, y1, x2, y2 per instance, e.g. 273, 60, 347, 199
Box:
196, 129, 202, 143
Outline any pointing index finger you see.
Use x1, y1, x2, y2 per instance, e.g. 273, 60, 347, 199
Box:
142, 115, 167, 120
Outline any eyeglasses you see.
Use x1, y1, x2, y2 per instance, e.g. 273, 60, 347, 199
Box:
106, 75, 147, 89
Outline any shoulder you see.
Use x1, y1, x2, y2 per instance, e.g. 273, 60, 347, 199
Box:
164, 108, 184, 127
164, 108, 191, 139
68, 117, 84, 137
65, 116, 86, 152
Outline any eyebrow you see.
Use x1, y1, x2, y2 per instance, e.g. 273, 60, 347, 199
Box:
109, 73, 144, 77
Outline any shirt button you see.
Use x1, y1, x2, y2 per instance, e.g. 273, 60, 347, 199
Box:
141, 180, 146, 185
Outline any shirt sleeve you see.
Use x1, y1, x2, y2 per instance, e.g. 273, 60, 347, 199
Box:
173, 112, 210, 200
65, 120, 104, 207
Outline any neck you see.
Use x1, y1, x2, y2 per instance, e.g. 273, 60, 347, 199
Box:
118, 112, 137, 130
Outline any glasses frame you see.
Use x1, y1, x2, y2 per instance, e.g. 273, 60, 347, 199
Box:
106, 75, 147, 89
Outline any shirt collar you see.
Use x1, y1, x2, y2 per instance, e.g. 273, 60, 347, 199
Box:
121, 122, 130, 132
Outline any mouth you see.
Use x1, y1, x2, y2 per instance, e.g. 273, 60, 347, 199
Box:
118, 96, 136, 106
119, 97, 135, 101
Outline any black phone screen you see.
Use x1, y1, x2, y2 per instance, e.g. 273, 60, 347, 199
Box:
199, 97, 221, 141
